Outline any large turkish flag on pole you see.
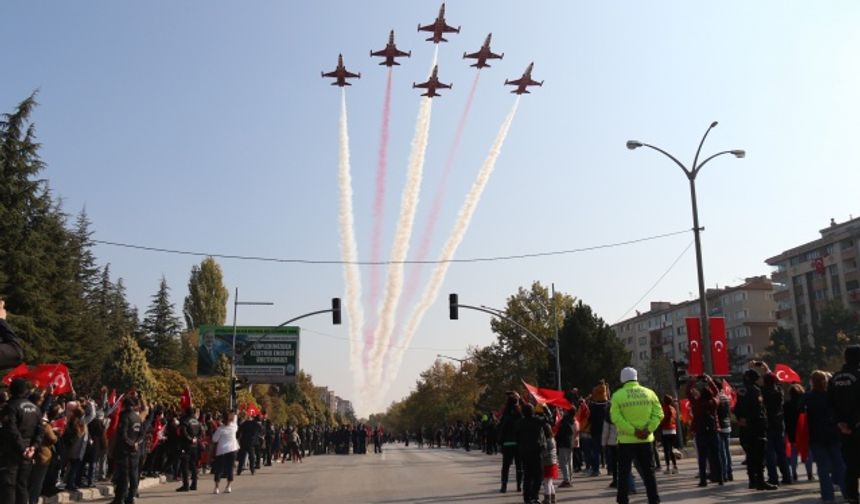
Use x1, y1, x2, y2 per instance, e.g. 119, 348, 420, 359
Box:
709, 317, 729, 376
685, 318, 704, 375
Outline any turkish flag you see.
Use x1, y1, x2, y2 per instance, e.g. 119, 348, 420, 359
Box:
709, 317, 730, 376
523, 381, 574, 410
27, 364, 74, 395
774, 363, 801, 383
685, 318, 703, 375
2, 363, 29, 385
179, 386, 193, 411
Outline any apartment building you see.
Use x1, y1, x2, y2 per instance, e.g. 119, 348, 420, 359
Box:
611, 276, 778, 377
765, 216, 860, 346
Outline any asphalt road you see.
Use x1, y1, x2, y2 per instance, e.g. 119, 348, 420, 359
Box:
137, 444, 828, 504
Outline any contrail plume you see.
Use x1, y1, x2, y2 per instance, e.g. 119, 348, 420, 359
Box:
399, 70, 481, 326
337, 90, 366, 397
380, 97, 521, 394
364, 50, 439, 405
364, 68, 394, 361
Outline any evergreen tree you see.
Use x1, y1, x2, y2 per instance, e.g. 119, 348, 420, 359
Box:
140, 276, 182, 369
0, 93, 68, 361
104, 334, 158, 395
183, 257, 229, 329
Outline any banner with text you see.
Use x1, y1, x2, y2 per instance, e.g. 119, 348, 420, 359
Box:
197, 325, 300, 384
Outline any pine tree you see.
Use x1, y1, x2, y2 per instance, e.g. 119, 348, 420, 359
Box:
104, 334, 158, 395
140, 276, 182, 369
183, 257, 229, 329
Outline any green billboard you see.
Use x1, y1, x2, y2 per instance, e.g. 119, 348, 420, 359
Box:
197, 325, 300, 384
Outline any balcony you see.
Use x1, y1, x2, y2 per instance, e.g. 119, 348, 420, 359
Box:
849, 289, 860, 304
776, 308, 793, 321
773, 289, 791, 302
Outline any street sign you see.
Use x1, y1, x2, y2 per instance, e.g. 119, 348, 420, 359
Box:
197, 325, 300, 383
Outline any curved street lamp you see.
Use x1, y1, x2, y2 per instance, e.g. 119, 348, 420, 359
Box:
626, 121, 745, 375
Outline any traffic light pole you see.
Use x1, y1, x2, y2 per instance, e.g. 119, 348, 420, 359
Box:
449, 294, 562, 390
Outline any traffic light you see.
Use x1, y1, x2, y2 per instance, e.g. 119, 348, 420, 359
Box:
449, 293, 459, 320
672, 360, 688, 388
331, 297, 342, 325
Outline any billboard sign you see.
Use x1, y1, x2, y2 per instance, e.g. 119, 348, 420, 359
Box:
197, 325, 300, 384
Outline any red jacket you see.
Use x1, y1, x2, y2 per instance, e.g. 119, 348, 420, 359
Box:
659, 404, 677, 431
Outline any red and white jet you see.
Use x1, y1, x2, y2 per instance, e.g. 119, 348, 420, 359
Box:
418, 3, 460, 44
413, 65, 452, 98
504, 62, 543, 94
370, 30, 411, 67
321, 54, 361, 87
463, 33, 504, 69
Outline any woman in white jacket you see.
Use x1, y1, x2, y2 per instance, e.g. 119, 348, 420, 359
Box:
211, 412, 240, 494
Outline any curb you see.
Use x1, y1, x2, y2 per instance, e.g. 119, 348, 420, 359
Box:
39, 476, 167, 503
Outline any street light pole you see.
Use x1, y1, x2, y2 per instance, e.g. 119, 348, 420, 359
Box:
437, 354, 469, 370
230, 287, 274, 409
626, 122, 745, 375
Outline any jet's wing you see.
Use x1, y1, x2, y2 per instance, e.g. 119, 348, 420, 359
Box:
394, 48, 410, 57
442, 24, 459, 33
487, 51, 503, 59
413, 81, 431, 89
437, 81, 452, 89
370, 49, 387, 57
322, 71, 339, 78
505, 77, 526, 87
344, 70, 360, 78
463, 51, 481, 59
527, 78, 542, 86
418, 23, 435, 32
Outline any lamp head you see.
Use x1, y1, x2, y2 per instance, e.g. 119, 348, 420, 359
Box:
626, 140, 643, 150
709, 121, 719, 129
730, 149, 746, 158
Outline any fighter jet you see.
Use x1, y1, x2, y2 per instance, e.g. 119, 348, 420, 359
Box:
321, 54, 361, 87
370, 30, 411, 67
463, 33, 504, 69
413, 65, 452, 98
418, 3, 460, 44
504, 62, 543, 94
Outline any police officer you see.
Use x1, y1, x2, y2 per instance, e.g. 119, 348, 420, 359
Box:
111, 396, 143, 504
176, 407, 201, 492
0, 378, 43, 504
829, 345, 860, 504
734, 369, 776, 491
236, 415, 260, 475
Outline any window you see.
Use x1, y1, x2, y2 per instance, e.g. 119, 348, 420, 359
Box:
638, 336, 647, 347
841, 238, 855, 250
734, 292, 747, 302
735, 310, 748, 320
847, 280, 860, 291
793, 275, 804, 286
845, 259, 858, 272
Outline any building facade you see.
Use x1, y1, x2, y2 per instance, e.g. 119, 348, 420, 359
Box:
766, 216, 860, 346
611, 276, 778, 377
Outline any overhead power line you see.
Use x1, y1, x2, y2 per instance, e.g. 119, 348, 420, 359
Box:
614, 240, 695, 324
298, 326, 468, 352
93, 228, 691, 266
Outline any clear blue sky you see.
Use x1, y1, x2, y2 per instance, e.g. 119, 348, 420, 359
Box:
2, 1, 859, 415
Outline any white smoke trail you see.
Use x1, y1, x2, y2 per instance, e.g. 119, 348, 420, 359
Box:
364, 48, 439, 406
337, 90, 366, 400
379, 98, 521, 395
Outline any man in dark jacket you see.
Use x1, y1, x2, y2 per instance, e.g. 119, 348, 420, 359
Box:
498, 394, 523, 494
0, 301, 24, 369
829, 345, 860, 504
555, 409, 575, 488
236, 416, 261, 475
687, 374, 723, 487
176, 407, 201, 492
0, 378, 43, 504
734, 369, 776, 491
516, 403, 545, 504
762, 373, 792, 485
111, 397, 143, 504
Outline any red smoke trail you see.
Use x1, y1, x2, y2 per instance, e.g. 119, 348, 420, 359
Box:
364, 68, 394, 359
398, 71, 481, 325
